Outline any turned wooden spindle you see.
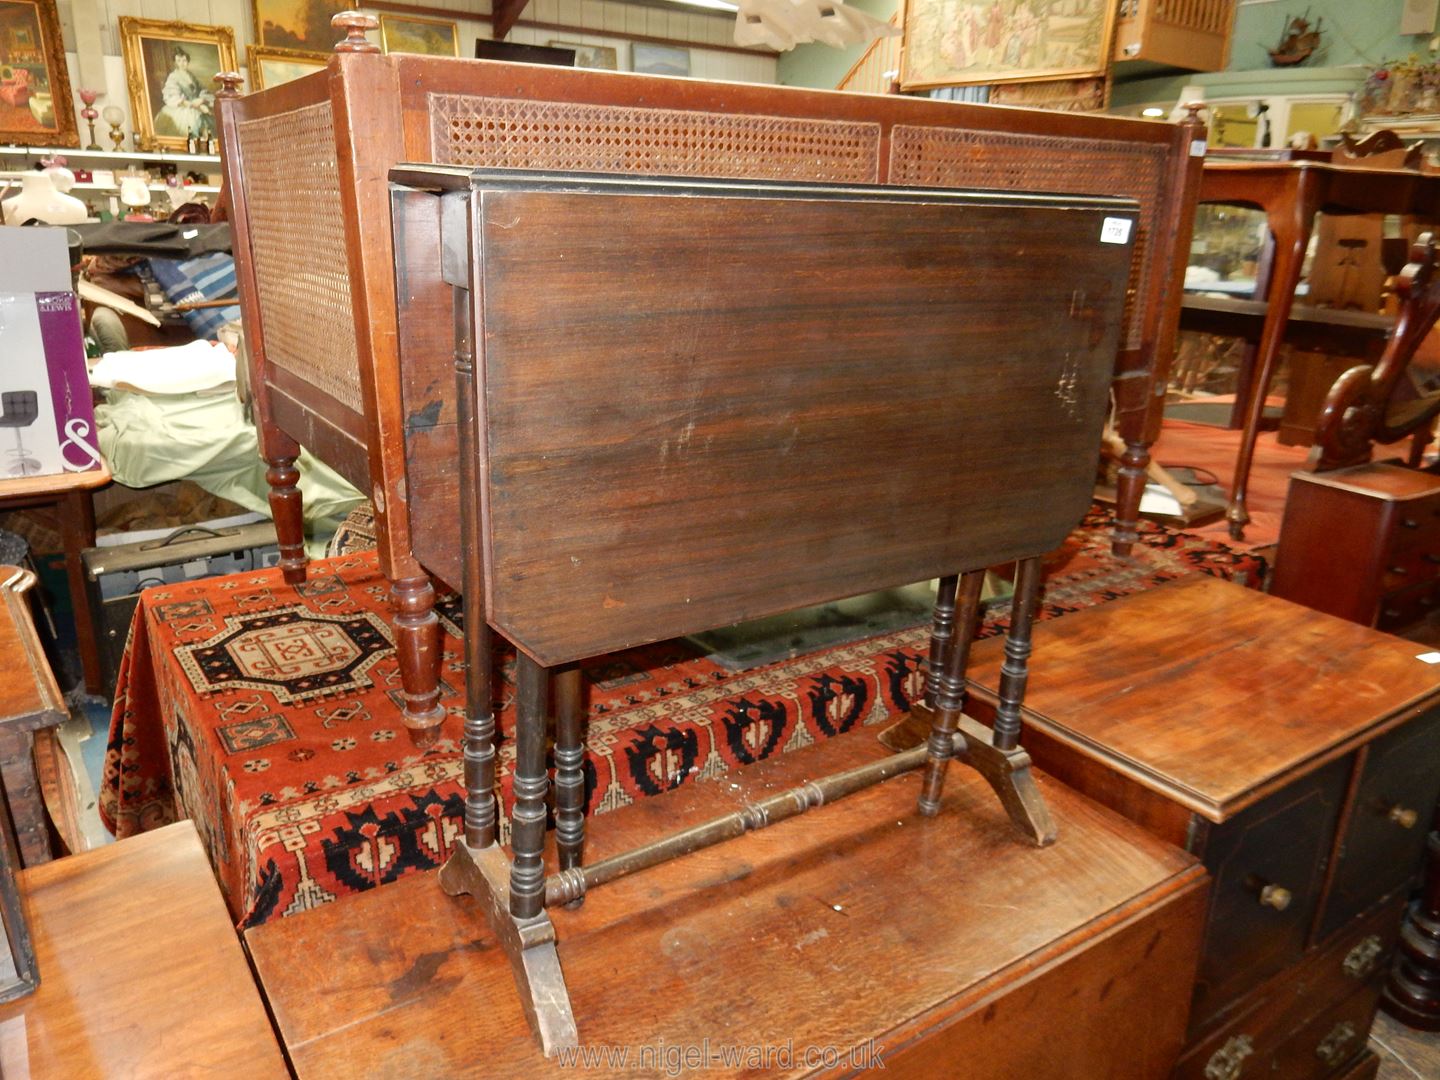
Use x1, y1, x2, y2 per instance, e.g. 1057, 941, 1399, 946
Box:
993, 557, 1043, 752
331, 11, 380, 53
918, 569, 986, 816
553, 667, 586, 891
391, 576, 444, 747
510, 655, 551, 920
264, 457, 307, 585
453, 276, 495, 847
924, 574, 960, 711
1382, 805, 1440, 1030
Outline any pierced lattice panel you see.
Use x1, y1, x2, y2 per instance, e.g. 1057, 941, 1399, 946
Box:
237, 101, 362, 414
428, 94, 882, 183
890, 125, 1170, 350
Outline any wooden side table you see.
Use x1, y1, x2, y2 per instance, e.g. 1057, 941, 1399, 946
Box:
1197, 161, 1440, 539
0, 463, 111, 695
0, 566, 67, 865
0, 821, 288, 1077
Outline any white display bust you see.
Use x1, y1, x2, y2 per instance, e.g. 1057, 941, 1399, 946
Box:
2, 172, 87, 226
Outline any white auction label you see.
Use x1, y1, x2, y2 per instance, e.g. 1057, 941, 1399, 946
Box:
1100, 217, 1133, 245
1416, 651, 1440, 664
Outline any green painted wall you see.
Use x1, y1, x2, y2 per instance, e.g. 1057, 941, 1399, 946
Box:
1114, 0, 1434, 109
776, 0, 899, 88
1229, 0, 1420, 73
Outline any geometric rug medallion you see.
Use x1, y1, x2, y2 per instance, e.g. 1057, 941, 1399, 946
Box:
177, 607, 393, 703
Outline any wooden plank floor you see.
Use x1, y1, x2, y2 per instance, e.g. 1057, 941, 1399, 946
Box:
247, 722, 1208, 1078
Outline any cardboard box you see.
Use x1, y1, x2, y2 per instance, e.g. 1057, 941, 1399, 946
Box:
0, 227, 103, 479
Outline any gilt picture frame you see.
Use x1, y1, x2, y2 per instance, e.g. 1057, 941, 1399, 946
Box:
120, 18, 237, 152
245, 44, 326, 91
900, 0, 1117, 92
251, 0, 348, 54
379, 13, 459, 57
0, 0, 77, 148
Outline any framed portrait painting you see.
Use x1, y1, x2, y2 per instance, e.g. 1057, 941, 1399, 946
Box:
900, 0, 1118, 91
0, 0, 77, 147
119, 17, 237, 151
379, 13, 459, 57
246, 45, 326, 91
252, 0, 348, 54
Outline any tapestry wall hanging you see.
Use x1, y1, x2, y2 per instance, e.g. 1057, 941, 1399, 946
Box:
901, 0, 1117, 92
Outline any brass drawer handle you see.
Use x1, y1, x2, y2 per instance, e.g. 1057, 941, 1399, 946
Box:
1343, 934, 1383, 979
1389, 805, 1419, 829
1205, 1034, 1255, 1080
1259, 883, 1292, 911
1315, 1020, 1358, 1068
1403, 518, 1421, 528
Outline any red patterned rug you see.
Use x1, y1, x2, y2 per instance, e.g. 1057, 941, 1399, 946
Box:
101, 505, 1262, 926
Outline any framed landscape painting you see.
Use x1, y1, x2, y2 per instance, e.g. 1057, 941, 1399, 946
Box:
900, 0, 1117, 91
632, 43, 689, 77
0, 0, 77, 147
379, 13, 459, 57
252, 0, 347, 54
550, 40, 618, 70
120, 17, 237, 151
246, 44, 326, 90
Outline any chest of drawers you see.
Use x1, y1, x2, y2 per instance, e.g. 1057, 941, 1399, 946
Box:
1271, 461, 1440, 630
962, 577, 1440, 1078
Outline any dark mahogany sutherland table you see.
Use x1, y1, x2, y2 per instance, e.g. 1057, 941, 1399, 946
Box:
1197, 161, 1440, 540
959, 577, 1440, 1079
244, 722, 1207, 1078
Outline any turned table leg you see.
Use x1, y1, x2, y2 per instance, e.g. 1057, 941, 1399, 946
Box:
918, 570, 985, 816
553, 666, 585, 885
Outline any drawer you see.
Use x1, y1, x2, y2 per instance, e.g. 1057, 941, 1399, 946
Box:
1376, 578, 1440, 631
1379, 549, 1440, 594
1177, 896, 1401, 1080
1318, 706, 1440, 940
1269, 982, 1379, 1079
1190, 757, 1350, 1032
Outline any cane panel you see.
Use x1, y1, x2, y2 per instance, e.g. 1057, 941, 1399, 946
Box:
889, 125, 1169, 350
235, 101, 363, 415
427, 94, 882, 183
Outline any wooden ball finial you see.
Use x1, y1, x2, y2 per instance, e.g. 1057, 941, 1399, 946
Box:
332, 11, 380, 53
214, 72, 244, 98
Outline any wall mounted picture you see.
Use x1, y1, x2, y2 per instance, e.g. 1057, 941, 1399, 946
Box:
252, 0, 347, 54
379, 13, 459, 57
119, 17, 237, 151
0, 0, 76, 147
632, 43, 689, 77
900, 0, 1117, 91
549, 40, 618, 70
246, 44, 326, 90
